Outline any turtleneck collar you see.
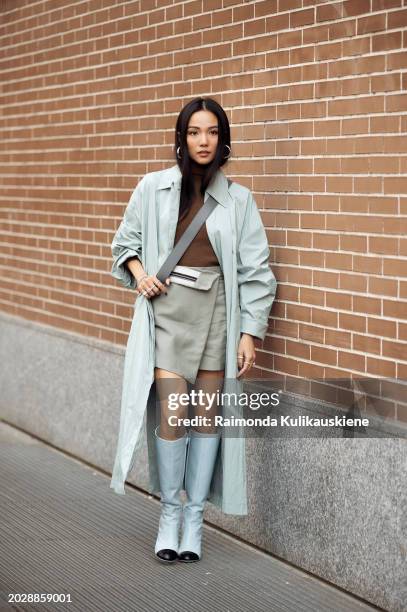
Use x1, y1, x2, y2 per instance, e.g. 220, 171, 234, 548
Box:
191, 159, 207, 176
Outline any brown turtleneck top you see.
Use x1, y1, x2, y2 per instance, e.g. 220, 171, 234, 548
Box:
174, 161, 219, 267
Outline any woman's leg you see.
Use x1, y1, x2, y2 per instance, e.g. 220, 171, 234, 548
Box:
178, 368, 224, 562
153, 367, 189, 562
190, 368, 224, 434
154, 367, 189, 439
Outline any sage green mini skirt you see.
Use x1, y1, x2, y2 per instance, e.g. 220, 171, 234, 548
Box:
151, 265, 227, 385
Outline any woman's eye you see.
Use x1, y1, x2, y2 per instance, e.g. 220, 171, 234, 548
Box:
188, 131, 218, 136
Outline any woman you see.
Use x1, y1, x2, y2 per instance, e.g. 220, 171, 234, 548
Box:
109, 97, 277, 564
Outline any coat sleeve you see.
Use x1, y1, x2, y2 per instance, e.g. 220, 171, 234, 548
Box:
237, 191, 277, 341
111, 176, 147, 290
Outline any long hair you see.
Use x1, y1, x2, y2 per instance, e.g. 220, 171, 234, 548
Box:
174, 97, 231, 222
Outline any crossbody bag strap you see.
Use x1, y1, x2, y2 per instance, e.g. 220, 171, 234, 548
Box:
155, 178, 233, 283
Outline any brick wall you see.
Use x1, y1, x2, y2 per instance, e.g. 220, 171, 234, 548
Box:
1, 1, 406, 402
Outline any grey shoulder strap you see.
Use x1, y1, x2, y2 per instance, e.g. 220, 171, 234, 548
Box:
156, 179, 233, 283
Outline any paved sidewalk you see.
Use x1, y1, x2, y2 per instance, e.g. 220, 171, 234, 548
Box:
0, 421, 380, 612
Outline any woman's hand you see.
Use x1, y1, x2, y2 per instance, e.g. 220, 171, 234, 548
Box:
237, 333, 256, 378
135, 274, 171, 299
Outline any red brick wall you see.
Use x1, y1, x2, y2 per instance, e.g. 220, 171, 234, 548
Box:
1, 1, 406, 391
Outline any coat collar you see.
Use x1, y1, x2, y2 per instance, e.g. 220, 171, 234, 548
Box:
156, 163, 230, 207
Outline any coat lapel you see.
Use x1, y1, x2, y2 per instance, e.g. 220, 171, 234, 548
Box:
157, 163, 234, 255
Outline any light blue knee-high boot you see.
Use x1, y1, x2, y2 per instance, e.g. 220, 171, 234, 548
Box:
178, 429, 221, 562
154, 426, 188, 563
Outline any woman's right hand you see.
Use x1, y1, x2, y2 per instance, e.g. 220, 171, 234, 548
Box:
135, 274, 171, 299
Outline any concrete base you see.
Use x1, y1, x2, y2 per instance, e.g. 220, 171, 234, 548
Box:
1, 312, 405, 612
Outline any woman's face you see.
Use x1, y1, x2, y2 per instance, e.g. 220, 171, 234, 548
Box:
186, 110, 219, 165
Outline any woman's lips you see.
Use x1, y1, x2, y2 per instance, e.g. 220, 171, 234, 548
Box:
198, 152, 209, 156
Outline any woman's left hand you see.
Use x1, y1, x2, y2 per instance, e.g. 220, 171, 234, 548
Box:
237, 333, 256, 378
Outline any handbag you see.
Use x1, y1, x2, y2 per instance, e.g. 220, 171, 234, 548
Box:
168, 264, 221, 290
155, 178, 233, 288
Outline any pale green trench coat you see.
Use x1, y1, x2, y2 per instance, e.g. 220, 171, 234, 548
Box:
110, 163, 277, 515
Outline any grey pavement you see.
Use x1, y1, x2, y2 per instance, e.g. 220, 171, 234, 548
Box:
0, 421, 381, 612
